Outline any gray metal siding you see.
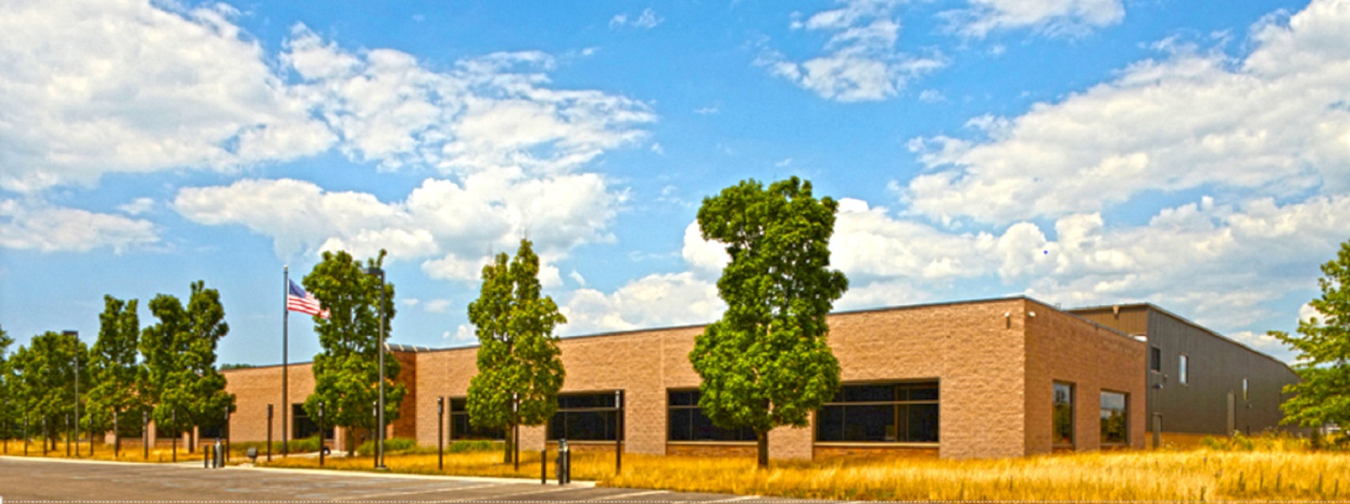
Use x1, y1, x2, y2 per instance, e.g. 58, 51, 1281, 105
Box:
1145, 311, 1301, 435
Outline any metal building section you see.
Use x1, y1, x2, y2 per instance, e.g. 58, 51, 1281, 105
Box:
1071, 304, 1302, 448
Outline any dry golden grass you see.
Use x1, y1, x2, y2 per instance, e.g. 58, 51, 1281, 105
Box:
11, 437, 1350, 501
0, 439, 244, 464
260, 444, 1350, 501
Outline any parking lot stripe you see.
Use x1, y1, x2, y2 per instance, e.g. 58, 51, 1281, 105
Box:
332, 482, 503, 501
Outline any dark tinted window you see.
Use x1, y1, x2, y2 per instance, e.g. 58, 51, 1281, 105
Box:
548, 392, 622, 441
448, 397, 506, 440
667, 390, 756, 442
817, 381, 939, 443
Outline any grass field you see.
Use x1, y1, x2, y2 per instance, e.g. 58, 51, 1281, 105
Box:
8, 434, 1350, 500
0, 439, 248, 464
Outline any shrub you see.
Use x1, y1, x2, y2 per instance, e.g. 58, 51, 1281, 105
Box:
357, 437, 418, 456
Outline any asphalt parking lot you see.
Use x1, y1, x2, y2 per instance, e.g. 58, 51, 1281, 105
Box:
0, 456, 820, 502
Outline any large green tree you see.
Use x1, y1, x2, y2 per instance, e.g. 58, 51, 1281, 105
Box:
690, 177, 848, 467
87, 295, 144, 442
303, 249, 405, 456
141, 281, 235, 451
1271, 238, 1350, 434
467, 239, 567, 464
10, 331, 88, 450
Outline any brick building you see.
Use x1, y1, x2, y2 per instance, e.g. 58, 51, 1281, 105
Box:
216, 296, 1293, 459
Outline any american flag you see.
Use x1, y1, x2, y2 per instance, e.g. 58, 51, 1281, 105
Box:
287, 279, 330, 318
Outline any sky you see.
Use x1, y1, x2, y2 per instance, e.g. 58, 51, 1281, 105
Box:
3, 0, 1349, 367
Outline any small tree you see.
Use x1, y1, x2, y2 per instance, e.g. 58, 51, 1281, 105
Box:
142, 281, 235, 451
10, 331, 88, 450
467, 239, 567, 464
1271, 238, 1350, 434
86, 296, 142, 445
690, 177, 848, 467
303, 249, 405, 456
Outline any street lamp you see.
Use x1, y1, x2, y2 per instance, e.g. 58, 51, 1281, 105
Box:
365, 265, 387, 470
63, 330, 79, 457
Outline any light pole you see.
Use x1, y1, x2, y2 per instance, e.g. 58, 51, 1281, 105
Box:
365, 266, 387, 470
63, 330, 79, 457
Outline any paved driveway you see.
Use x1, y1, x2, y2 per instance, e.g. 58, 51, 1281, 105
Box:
0, 457, 821, 503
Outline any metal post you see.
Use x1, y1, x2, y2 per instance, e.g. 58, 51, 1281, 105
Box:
370, 267, 387, 470
172, 410, 178, 463
66, 414, 71, 457
24, 416, 29, 456
513, 392, 519, 472
113, 410, 119, 458
43, 417, 48, 455
70, 338, 79, 458
541, 449, 547, 484
372, 401, 378, 469
318, 402, 325, 467
437, 397, 444, 471
615, 390, 623, 474
224, 407, 231, 463
282, 266, 290, 457
142, 410, 148, 460
267, 404, 273, 462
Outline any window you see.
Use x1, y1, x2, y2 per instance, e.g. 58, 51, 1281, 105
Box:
817, 381, 939, 443
668, 390, 756, 442
548, 392, 622, 441
291, 404, 334, 440
1100, 391, 1128, 445
449, 398, 506, 440
1179, 355, 1189, 384
1053, 382, 1074, 447
1149, 347, 1161, 372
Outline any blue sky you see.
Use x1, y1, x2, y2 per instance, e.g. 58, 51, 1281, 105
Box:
3, 0, 1349, 367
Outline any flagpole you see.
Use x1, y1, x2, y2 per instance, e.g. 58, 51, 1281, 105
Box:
282, 265, 289, 457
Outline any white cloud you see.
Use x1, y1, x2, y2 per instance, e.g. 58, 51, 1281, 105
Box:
0, 199, 158, 253
610, 8, 663, 29
117, 197, 155, 216
174, 174, 622, 280
561, 272, 722, 335
945, 0, 1125, 38
284, 26, 655, 175
758, 0, 945, 102
1228, 331, 1296, 364
905, 0, 1350, 224
0, 0, 334, 192
423, 299, 452, 314
569, 270, 587, 286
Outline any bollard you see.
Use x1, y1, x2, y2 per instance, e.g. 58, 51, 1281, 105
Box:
556, 438, 570, 485
213, 439, 224, 468
541, 449, 547, 484
204, 444, 211, 468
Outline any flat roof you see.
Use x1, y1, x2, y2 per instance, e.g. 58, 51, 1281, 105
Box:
1069, 302, 1296, 373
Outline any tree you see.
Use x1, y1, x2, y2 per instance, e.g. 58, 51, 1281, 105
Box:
10, 331, 88, 450
0, 324, 14, 440
1271, 238, 1350, 434
689, 177, 848, 467
302, 250, 405, 456
141, 281, 235, 452
87, 296, 143, 444
467, 239, 567, 464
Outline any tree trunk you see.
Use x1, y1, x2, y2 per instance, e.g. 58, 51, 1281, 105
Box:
346, 428, 355, 457
503, 423, 513, 464
756, 430, 769, 468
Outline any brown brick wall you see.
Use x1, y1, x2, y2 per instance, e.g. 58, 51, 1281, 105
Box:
813, 445, 940, 459
1024, 299, 1147, 454
828, 299, 1028, 459
227, 297, 1149, 461
666, 443, 758, 457
222, 362, 317, 448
